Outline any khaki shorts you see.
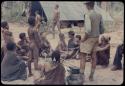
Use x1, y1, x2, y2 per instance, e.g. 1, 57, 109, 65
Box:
80, 37, 98, 54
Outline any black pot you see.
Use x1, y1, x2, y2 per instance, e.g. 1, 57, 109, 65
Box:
68, 66, 80, 74
66, 74, 84, 85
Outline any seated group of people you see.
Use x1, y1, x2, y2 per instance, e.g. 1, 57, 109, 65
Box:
56, 31, 81, 60
1, 19, 124, 84
1, 21, 65, 84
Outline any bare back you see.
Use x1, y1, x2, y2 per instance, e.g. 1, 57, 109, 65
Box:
53, 9, 60, 21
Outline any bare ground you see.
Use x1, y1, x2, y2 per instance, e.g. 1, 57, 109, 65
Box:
1, 22, 124, 85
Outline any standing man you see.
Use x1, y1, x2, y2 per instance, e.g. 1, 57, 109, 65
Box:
27, 16, 42, 76
80, 1, 104, 81
51, 4, 61, 38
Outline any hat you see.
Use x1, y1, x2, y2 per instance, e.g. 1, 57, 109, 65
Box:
67, 66, 80, 74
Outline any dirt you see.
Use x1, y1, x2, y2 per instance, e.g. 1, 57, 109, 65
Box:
1, 22, 124, 85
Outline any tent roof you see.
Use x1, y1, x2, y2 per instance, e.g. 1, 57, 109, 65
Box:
40, 1, 85, 21
40, 1, 113, 21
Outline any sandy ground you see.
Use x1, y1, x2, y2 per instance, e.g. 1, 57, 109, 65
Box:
1, 22, 124, 85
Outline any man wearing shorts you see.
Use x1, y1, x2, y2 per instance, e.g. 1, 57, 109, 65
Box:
80, 1, 104, 81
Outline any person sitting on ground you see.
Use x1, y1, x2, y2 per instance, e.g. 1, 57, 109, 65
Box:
16, 33, 34, 77
73, 35, 81, 59
1, 21, 14, 63
39, 33, 53, 57
65, 31, 76, 59
111, 43, 124, 71
34, 50, 66, 85
66, 32, 82, 59
68, 31, 76, 50
55, 33, 68, 58
96, 35, 110, 67
16, 33, 30, 56
1, 42, 28, 81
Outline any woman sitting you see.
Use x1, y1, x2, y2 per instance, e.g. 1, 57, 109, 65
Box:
1, 42, 28, 81
96, 36, 110, 67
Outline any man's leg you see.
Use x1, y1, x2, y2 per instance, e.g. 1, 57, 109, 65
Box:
51, 22, 56, 38
33, 47, 39, 70
57, 21, 61, 33
27, 51, 33, 77
27, 60, 33, 77
89, 50, 97, 81
80, 52, 86, 75
112, 45, 123, 70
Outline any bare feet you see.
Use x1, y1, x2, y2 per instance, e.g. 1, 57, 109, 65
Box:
89, 75, 94, 81
28, 73, 33, 77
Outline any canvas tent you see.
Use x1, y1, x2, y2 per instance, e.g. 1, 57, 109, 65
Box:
30, 1, 47, 22
40, 1, 85, 21
40, 1, 113, 28
40, 1, 85, 28
1, 1, 114, 27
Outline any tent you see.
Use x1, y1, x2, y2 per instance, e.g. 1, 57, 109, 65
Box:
40, 1, 85, 28
30, 1, 47, 22
40, 1, 114, 28
31, 1, 113, 26
40, 1, 113, 21
40, 1, 85, 21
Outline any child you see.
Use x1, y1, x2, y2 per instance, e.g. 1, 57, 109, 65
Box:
74, 35, 81, 50
66, 31, 80, 59
74, 35, 81, 59
56, 33, 67, 53
96, 36, 110, 67
16, 33, 29, 56
39, 33, 53, 57
68, 31, 75, 50
55, 33, 68, 59
1, 21, 14, 43
27, 16, 42, 76
17, 33, 34, 77
1, 21, 14, 62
